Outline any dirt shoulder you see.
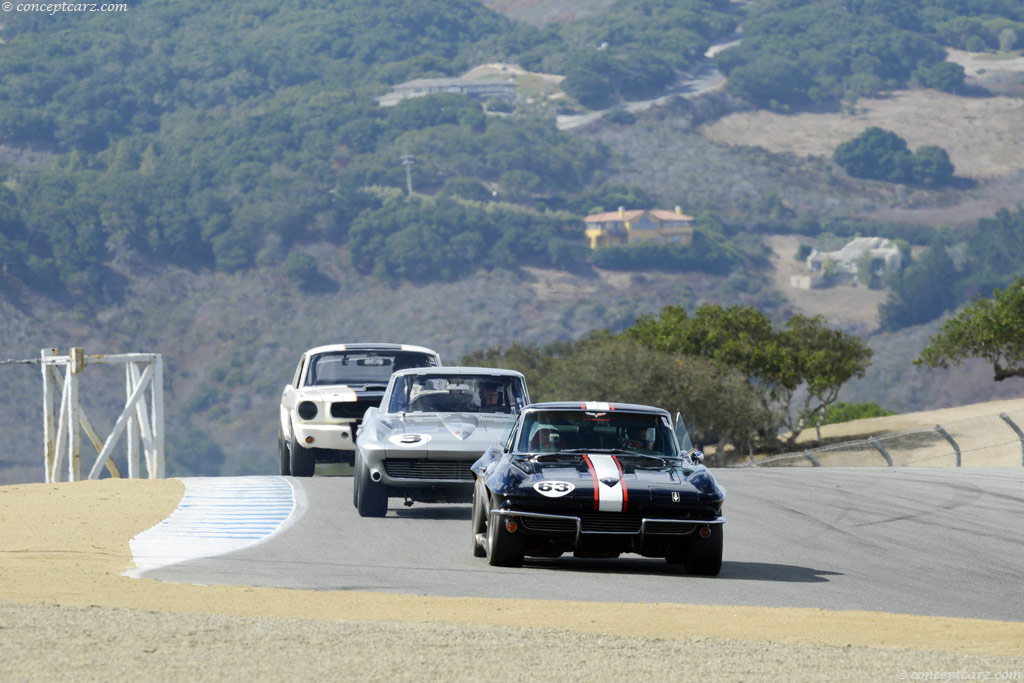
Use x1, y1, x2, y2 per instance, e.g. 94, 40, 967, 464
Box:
2, 479, 1024, 679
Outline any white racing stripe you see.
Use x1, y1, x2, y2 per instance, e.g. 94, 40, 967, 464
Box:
124, 476, 297, 578
587, 454, 625, 512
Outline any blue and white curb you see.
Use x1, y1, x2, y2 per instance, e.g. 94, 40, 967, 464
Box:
124, 476, 299, 578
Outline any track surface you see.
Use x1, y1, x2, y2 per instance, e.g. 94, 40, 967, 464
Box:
137, 468, 1024, 622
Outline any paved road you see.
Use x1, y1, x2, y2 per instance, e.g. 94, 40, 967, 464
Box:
556, 38, 738, 130
136, 468, 1024, 622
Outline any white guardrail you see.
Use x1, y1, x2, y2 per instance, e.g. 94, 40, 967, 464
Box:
743, 408, 1024, 468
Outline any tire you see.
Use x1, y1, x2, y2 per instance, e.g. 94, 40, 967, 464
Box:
351, 458, 361, 509
278, 430, 291, 476
684, 525, 723, 576
290, 436, 315, 477
665, 546, 686, 567
486, 504, 524, 567
355, 456, 387, 518
471, 481, 487, 558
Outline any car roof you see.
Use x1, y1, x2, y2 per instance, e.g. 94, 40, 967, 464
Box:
304, 343, 439, 357
520, 401, 671, 416
390, 366, 526, 379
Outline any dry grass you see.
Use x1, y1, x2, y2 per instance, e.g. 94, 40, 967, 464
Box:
701, 89, 1024, 179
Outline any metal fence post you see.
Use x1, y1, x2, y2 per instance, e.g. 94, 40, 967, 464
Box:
868, 436, 894, 467
803, 450, 821, 467
68, 347, 84, 481
935, 425, 961, 467
999, 413, 1024, 467
41, 349, 57, 483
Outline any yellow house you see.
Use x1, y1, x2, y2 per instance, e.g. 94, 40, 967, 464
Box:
583, 207, 694, 249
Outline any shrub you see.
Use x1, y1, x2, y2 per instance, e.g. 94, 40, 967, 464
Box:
819, 401, 894, 425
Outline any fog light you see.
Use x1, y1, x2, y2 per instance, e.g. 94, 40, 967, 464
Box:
699, 526, 711, 539
305, 436, 315, 444
505, 520, 518, 533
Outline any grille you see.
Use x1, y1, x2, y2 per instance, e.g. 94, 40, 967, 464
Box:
580, 512, 643, 534
330, 398, 380, 419
644, 520, 698, 535
383, 459, 474, 481
520, 516, 577, 534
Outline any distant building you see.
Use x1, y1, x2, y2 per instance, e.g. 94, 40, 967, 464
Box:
377, 77, 516, 107
798, 236, 902, 288
584, 207, 695, 250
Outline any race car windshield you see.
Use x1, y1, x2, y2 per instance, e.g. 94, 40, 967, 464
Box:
516, 410, 678, 457
304, 351, 436, 386
387, 374, 527, 414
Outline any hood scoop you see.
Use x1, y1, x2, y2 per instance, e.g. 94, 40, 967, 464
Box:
442, 413, 479, 440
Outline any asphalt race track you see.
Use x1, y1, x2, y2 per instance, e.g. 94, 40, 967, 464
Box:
136, 468, 1024, 622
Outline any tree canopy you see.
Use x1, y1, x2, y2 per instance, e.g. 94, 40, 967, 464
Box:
916, 277, 1024, 381
627, 304, 873, 445
466, 303, 873, 456
833, 127, 954, 186
712, 0, 1018, 110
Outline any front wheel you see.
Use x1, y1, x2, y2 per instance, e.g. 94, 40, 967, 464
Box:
278, 429, 291, 476
290, 438, 315, 477
683, 525, 723, 576
471, 481, 487, 558
355, 456, 387, 518
486, 505, 524, 567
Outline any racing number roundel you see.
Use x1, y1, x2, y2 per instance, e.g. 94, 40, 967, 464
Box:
533, 481, 575, 498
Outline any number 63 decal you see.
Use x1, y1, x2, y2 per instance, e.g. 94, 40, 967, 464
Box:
533, 481, 575, 497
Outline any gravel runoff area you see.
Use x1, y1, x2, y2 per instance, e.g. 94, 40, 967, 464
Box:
1, 479, 1022, 682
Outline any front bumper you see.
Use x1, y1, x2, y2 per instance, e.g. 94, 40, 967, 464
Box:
490, 508, 724, 554
292, 422, 355, 452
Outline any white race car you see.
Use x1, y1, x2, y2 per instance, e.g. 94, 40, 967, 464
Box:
279, 343, 441, 476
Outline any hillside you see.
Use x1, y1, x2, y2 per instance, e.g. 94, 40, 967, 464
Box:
4, 0, 1024, 482
5, 248, 1024, 485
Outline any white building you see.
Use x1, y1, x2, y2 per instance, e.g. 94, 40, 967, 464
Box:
377, 78, 516, 107
800, 236, 902, 288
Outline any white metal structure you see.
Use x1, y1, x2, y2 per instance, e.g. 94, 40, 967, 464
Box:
40, 348, 164, 482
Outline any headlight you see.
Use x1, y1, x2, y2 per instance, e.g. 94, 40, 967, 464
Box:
297, 401, 318, 420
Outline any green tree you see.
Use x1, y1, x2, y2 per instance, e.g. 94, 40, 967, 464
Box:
283, 250, 320, 291
462, 334, 768, 455
833, 127, 913, 183
913, 61, 966, 93
911, 146, 955, 186
880, 243, 958, 330
916, 277, 1024, 381
628, 305, 872, 446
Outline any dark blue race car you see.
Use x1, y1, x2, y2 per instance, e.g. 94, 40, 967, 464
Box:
470, 402, 725, 575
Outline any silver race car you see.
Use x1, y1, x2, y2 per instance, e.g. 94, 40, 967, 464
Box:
353, 367, 530, 517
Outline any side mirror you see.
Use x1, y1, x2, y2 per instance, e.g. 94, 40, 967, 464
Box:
691, 450, 704, 465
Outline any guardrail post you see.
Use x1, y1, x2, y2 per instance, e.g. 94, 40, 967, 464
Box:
41, 349, 57, 483
68, 347, 86, 481
935, 425, 961, 467
999, 413, 1024, 467
868, 436, 894, 467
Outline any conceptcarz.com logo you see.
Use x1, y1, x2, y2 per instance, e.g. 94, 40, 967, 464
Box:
1, 2, 129, 14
